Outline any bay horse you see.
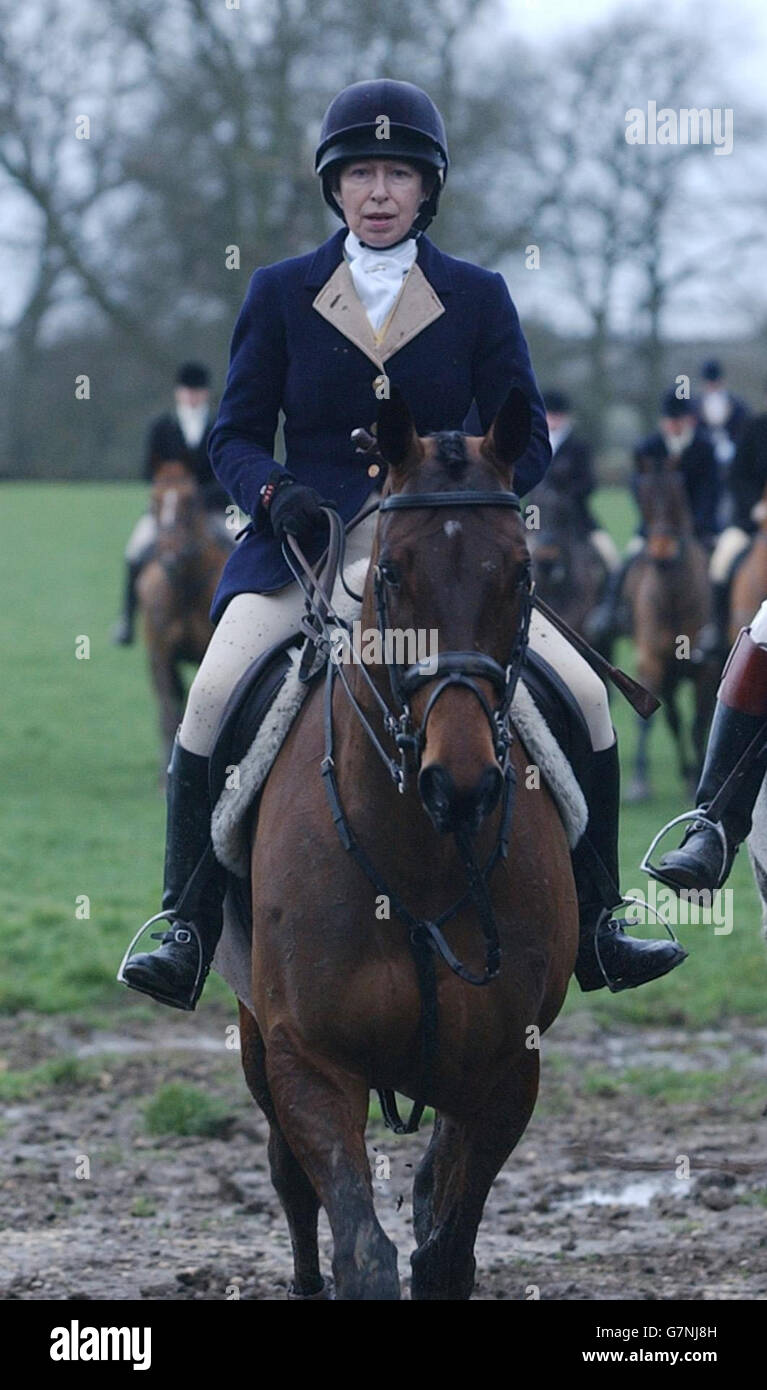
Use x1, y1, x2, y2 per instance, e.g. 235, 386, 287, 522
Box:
137, 460, 230, 774
625, 454, 718, 802
728, 484, 767, 644
527, 485, 609, 651
237, 388, 578, 1300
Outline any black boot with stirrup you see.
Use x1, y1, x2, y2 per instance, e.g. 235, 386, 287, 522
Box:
118, 735, 224, 1010
573, 743, 688, 993
649, 630, 767, 893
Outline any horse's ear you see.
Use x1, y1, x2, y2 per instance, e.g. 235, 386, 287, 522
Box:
480, 387, 532, 477
376, 386, 424, 476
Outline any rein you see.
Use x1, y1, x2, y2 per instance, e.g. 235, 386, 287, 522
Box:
284, 490, 533, 1133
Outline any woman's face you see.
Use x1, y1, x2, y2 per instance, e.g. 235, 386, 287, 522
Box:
335, 159, 426, 246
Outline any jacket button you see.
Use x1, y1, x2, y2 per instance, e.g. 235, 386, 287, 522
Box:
367, 463, 381, 478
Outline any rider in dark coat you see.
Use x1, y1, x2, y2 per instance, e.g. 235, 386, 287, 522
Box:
144, 414, 228, 509
113, 362, 230, 644
591, 390, 722, 646
633, 392, 722, 544
531, 389, 598, 532
207, 224, 550, 613
729, 392, 767, 534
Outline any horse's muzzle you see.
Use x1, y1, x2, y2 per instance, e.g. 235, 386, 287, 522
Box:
418, 762, 504, 835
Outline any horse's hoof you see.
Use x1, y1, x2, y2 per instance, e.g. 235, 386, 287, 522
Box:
625, 779, 651, 804
287, 1277, 334, 1300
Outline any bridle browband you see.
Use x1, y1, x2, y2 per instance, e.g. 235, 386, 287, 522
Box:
283, 485, 534, 1133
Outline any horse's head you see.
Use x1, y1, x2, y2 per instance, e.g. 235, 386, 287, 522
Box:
369, 386, 532, 835
635, 453, 692, 564
150, 460, 204, 553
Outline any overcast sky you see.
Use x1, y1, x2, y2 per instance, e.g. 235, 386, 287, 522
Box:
2, 0, 765, 341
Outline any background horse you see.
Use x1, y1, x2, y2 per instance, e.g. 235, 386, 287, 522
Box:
137, 460, 230, 774
626, 454, 718, 802
527, 485, 610, 651
237, 389, 579, 1301
729, 483, 767, 644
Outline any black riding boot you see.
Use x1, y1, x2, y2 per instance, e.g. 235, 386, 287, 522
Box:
112, 559, 142, 646
573, 743, 688, 992
118, 736, 224, 1010
655, 629, 767, 892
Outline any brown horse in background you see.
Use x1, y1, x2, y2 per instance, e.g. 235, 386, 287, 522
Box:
625, 454, 718, 802
527, 485, 610, 651
237, 388, 579, 1300
728, 483, 767, 644
137, 460, 230, 773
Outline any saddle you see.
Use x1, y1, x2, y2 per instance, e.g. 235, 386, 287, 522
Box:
207, 631, 592, 880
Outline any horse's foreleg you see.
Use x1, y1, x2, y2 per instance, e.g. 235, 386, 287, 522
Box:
238, 1005, 325, 1299
412, 1115, 442, 1248
265, 1026, 400, 1301
410, 1051, 540, 1301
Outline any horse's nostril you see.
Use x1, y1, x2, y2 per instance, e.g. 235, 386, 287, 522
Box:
419, 765, 452, 823
477, 765, 504, 819
419, 763, 503, 831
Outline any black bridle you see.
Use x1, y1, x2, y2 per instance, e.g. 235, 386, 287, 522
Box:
283, 488, 534, 1132
372, 490, 533, 783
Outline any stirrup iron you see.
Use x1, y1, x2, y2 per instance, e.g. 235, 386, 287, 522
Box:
640, 810, 729, 891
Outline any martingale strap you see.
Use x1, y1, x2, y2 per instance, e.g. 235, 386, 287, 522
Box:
320, 658, 518, 1134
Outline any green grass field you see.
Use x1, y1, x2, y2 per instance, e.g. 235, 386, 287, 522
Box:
1, 482, 766, 1027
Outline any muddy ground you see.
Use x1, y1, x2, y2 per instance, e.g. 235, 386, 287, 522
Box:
2, 1007, 767, 1301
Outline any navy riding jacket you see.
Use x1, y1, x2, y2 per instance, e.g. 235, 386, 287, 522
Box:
208, 226, 551, 621
633, 428, 722, 540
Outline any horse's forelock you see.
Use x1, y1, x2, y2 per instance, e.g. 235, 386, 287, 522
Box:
432, 431, 469, 480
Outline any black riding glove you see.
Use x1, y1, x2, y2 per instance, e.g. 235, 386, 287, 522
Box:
266, 473, 331, 544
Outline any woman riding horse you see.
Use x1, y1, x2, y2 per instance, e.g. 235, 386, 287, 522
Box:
118, 79, 685, 1009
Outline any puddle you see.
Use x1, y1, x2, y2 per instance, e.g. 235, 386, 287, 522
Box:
559, 1176, 690, 1210
71, 1033, 229, 1058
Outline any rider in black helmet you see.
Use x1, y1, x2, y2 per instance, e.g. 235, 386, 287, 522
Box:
119, 78, 684, 1012
315, 78, 448, 244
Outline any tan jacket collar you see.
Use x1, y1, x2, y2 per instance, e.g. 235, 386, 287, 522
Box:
312, 259, 445, 369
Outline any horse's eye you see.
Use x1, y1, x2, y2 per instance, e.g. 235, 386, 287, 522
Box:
378, 560, 401, 588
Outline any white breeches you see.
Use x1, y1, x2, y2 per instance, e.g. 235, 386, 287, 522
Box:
179, 506, 615, 757
709, 526, 750, 585
125, 513, 159, 562
749, 600, 767, 645
590, 528, 621, 573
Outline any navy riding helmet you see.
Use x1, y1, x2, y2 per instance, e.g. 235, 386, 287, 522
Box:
315, 79, 449, 240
